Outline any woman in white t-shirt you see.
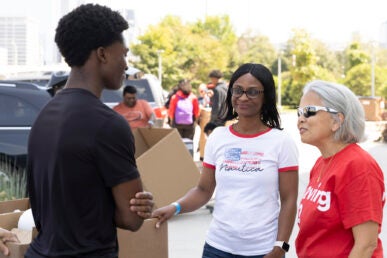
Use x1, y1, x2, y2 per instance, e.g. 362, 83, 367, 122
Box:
152, 63, 299, 258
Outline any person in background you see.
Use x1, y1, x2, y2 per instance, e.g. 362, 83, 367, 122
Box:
164, 85, 178, 110
207, 69, 228, 126
168, 79, 200, 140
26, 4, 153, 257
153, 63, 299, 257
295, 80, 385, 258
198, 83, 211, 108
203, 121, 218, 136
113, 85, 156, 129
0, 228, 19, 256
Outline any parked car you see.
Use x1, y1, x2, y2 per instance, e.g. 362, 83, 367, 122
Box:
0, 81, 51, 169
0, 70, 167, 169
46, 71, 168, 120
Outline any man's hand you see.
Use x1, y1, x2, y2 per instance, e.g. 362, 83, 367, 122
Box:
0, 228, 20, 256
130, 191, 154, 219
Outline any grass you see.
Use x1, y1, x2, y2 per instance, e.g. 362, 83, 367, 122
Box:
0, 156, 27, 201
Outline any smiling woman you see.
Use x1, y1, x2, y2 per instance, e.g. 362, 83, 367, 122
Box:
296, 80, 385, 258
152, 63, 299, 257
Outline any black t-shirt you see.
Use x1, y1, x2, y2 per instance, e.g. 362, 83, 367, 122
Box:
26, 88, 139, 257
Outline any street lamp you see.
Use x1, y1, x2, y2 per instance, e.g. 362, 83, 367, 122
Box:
156, 49, 164, 85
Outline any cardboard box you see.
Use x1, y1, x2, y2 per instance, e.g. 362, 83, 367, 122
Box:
0, 203, 167, 258
133, 128, 200, 208
0, 212, 32, 258
117, 219, 168, 258
0, 198, 29, 214
0, 128, 196, 257
198, 108, 211, 159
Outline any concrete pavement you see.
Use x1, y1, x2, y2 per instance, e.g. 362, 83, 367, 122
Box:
168, 112, 387, 258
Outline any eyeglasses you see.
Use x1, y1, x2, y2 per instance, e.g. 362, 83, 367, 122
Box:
231, 86, 264, 99
297, 105, 339, 118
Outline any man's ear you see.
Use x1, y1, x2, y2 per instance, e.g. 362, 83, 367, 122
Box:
96, 47, 108, 63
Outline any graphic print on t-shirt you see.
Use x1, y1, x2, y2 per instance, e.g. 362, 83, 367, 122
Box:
219, 147, 264, 173
123, 111, 142, 121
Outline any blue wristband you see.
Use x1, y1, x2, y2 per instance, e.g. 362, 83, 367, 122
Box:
171, 202, 181, 215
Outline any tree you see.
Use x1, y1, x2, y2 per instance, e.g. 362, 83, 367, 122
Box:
282, 29, 335, 106
237, 33, 276, 69
343, 42, 369, 73
130, 15, 236, 90
344, 64, 387, 97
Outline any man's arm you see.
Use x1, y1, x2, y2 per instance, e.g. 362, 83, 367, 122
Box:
112, 178, 153, 231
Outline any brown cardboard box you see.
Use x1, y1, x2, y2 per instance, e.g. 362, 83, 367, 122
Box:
0, 212, 32, 258
133, 128, 200, 208
117, 218, 168, 258
0, 203, 167, 258
0, 128, 194, 257
198, 108, 211, 159
0, 198, 29, 214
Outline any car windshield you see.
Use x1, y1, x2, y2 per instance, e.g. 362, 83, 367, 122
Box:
130, 80, 154, 102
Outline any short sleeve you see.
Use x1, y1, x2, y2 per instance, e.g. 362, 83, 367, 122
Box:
337, 161, 384, 229
278, 131, 299, 172
95, 114, 140, 187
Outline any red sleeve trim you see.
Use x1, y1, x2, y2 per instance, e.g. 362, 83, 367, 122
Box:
203, 162, 215, 170
279, 166, 298, 172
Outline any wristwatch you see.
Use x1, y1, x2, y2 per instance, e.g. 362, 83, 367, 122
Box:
274, 241, 289, 252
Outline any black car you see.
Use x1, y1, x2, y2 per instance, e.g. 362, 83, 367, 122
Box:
0, 72, 167, 169
0, 82, 51, 169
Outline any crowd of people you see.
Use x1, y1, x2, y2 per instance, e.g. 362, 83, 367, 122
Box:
0, 3, 385, 258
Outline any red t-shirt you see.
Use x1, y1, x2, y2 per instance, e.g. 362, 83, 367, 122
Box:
296, 143, 385, 258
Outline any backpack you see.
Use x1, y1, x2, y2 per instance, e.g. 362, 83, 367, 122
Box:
175, 95, 194, 125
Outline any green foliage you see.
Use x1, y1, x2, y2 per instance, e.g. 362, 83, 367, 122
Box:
344, 64, 387, 97
344, 42, 370, 72
130, 15, 236, 90
237, 33, 276, 68
129, 15, 387, 105
0, 157, 27, 201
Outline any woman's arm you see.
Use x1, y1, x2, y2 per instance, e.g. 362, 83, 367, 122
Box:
266, 170, 298, 257
349, 221, 379, 258
152, 166, 216, 227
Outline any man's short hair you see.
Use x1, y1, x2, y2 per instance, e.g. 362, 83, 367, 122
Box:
209, 70, 223, 79
123, 85, 137, 95
55, 4, 128, 67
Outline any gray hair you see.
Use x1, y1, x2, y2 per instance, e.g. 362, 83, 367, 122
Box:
303, 80, 365, 143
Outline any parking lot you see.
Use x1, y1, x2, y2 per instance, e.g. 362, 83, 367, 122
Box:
168, 111, 387, 258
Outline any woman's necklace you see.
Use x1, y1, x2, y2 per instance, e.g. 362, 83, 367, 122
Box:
317, 156, 334, 183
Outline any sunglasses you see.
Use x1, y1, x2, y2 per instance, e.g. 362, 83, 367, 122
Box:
297, 105, 339, 118
231, 86, 264, 99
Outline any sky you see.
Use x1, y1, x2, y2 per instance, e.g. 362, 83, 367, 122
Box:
92, 0, 386, 48
2, 0, 387, 48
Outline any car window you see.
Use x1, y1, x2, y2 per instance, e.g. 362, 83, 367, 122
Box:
101, 89, 122, 103
0, 94, 39, 126
125, 79, 154, 103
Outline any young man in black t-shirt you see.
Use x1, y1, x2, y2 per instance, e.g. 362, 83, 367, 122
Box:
26, 4, 153, 257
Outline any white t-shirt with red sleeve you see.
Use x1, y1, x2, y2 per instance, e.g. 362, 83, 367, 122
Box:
203, 125, 299, 256
296, 143, 385, 258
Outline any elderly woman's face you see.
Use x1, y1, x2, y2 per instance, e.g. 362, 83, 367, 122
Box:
297, 91, 337, 147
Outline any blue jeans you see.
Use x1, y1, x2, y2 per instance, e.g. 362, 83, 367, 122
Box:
202, 242, 272, 258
